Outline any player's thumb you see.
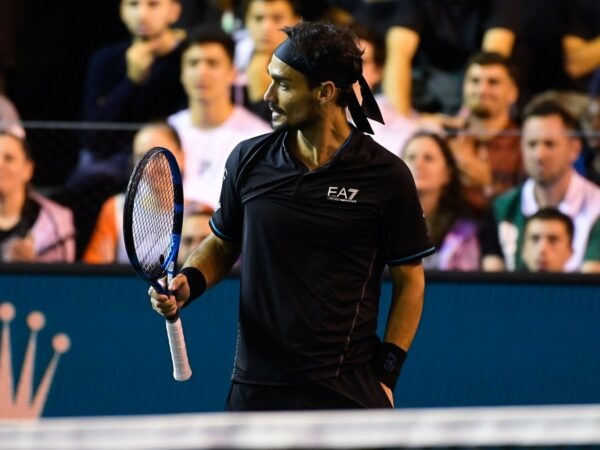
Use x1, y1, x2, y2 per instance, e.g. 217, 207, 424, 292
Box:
169, 273, 187, 294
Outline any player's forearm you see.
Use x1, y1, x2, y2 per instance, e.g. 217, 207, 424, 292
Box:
182, 233, 241, 289
384, 263, 425, 351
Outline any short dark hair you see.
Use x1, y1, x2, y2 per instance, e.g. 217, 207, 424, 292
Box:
524, 207, 574, 244
281, 22, 363, 108
0, 130, 32, 161
522, 98, 579, 131
241, 0, 302, 19
466, 51, 519, 86
181, 25, 236, 63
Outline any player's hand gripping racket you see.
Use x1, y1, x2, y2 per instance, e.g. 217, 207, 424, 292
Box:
123, 147, 192, 381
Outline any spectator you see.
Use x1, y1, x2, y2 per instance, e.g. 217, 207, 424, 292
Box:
448, 52, 524, 212
382, 0, 519, 116
234, 0, 301, 121
0, 131, 75, 263
177, 208, 213, 266
490, 99, 600, 272
81, 0, 187, 125
83, 123, 184, 264
562, 0, 600, 93
350, 22, 417, 156
521, 207, 575, 272
402, 131, 481, 271
168, 26, 270, 211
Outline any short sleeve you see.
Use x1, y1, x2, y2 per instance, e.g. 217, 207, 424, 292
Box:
209, 145, 244, 242
390, 0, 423, 33
383, 161, 435, 265
486, 0, 520, 33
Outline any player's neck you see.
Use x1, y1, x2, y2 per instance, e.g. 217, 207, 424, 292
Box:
292, 114, 352, 170
190, 99, 234, 129
533, 169, 573, 207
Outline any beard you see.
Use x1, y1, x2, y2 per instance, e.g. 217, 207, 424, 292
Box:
469, 103, 493, 119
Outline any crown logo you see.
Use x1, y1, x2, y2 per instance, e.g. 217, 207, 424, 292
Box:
0, 302, 70, 420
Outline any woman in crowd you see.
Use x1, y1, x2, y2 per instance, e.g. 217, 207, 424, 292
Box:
401, 131, 482, 270
83, 122, 185, 264
0, 131, 75, 262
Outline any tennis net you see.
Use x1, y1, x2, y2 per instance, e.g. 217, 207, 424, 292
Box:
2, 404, 600, 450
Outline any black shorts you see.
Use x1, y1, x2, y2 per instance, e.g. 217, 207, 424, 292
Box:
226, 363, 392, 411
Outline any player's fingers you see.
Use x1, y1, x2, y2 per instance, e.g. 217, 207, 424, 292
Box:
168, 273, 186, 292
150, 293, 177, 317
148, 286, 166, 301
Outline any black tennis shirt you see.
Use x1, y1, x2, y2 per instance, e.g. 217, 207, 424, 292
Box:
210, 127, 435, 385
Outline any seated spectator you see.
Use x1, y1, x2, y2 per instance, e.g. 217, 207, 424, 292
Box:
177, 208, 213, 266
351, 22, 418, 156
447, 52, 524, 212
525, 89, 598, 184
0, 131, 75, 263
521, 208, 575, 272
233, 0, 301, 121
81, 0, 187, 126
490, 99, 600, 272
382, 0, 519, 116
83, 123, 185, 264
401, 131, 482, 270
0, 94, 24, 139
169, 26, 270, 210
562, 0, 600, 93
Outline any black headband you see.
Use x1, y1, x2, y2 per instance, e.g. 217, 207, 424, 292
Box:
273, 38, 384, 134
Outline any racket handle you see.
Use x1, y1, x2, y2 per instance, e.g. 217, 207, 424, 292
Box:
165, 317, 192, 381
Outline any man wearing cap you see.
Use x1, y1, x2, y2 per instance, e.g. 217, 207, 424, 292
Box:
148, 21, 435, 410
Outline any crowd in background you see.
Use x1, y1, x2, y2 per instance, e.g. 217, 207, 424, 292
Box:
0, 0, 599, 273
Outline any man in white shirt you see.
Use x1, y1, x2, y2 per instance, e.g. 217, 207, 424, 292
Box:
169, 26, 271, 210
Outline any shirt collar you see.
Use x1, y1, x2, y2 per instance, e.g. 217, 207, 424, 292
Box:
521, 169, 584, 216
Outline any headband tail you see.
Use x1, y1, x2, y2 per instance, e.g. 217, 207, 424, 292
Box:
358, 76, 384, 124
348, 92, 375, 134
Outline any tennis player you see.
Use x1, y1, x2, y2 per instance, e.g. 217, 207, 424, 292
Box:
150, 21, 435, 410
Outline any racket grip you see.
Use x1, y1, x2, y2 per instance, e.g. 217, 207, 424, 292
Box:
165, 317, 192, 381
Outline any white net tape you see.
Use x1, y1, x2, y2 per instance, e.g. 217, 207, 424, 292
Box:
2, 404, 600, 450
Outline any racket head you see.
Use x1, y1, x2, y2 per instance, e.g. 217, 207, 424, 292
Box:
123, 146, 184, 294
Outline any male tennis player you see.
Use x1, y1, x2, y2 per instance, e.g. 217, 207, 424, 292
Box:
149, 21, 435, 410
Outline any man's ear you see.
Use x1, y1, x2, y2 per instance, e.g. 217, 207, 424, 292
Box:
316, 81, 337, 104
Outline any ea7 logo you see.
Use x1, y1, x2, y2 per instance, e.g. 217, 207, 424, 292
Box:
327, 186, 359, 203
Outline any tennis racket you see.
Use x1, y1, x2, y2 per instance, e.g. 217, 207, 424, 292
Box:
123, 146, 192, 381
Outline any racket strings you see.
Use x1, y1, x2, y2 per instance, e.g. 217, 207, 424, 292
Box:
130, 154, 176, 280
